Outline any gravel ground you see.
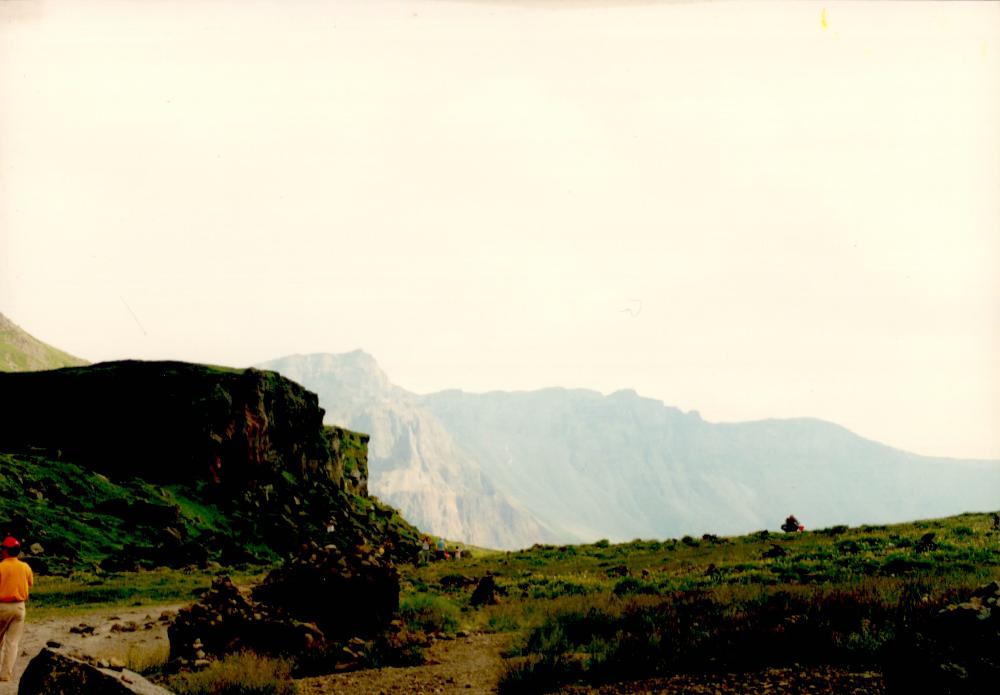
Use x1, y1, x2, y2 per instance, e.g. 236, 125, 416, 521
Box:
0, 604, 180, 695
558, 666, 886, 694
296, 632, 515, 695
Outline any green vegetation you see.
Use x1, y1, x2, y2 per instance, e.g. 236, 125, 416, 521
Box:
394, 512, 1000, 692
399, 593, 462, 634
15, 505, 999, 692
164, 651, 296, 695
0, 312, 88, 372
0, 452, 280, 575
29, 566, 274, 622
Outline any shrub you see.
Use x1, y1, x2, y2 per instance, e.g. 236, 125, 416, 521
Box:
165, 651, 295, 695
94, 641, 170, 675
613, 577, 657, 597
818, 525, 849, 536
399, 593, 461, 634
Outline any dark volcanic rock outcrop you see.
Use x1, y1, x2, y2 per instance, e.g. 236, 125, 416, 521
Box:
18, 647, 172, 695
0, 360, 367, 495
0, 361, 420, 568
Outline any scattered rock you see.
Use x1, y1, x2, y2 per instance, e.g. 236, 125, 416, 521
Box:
762, 544, 787, 559
606, 564, 629, 578
470, 574, 500, 607
914, 532, 937, 553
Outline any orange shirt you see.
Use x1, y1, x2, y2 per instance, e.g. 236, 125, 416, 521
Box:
0, 557, 33, 602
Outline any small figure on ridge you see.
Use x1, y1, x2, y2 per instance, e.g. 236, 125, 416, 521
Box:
781, 514, 804, 533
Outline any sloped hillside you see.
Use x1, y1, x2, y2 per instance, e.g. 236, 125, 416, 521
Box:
0, 312, 88, 371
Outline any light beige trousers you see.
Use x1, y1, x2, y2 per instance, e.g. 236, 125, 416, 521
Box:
0, 602, 26, 680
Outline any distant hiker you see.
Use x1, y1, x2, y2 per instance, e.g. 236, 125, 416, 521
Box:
991, 512, 1000, 531
0, 536, 33, 682
453, 546, 462, 560
419, 537, 431, 564
435, 537, 446, 561
781, 515, 803, 533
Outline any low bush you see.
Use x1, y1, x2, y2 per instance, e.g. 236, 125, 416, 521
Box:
165, 651, 295, 695
399, 593, 461, 634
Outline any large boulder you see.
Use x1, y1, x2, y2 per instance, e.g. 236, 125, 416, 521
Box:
17, 647, 172, 695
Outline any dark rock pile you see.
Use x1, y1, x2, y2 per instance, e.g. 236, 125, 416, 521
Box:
168, 575, 323, 669
253, 541, 400, 642
168, 541, 400, 673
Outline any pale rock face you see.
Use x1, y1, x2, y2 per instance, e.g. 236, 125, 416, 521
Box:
260, 352, 1000, 548
258, 352, 559, 549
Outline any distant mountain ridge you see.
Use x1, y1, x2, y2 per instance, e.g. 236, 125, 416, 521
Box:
0, 312, 88, 371
260, 352, 1000, 549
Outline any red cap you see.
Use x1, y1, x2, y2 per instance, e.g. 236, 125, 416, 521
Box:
1, 537, 19, 549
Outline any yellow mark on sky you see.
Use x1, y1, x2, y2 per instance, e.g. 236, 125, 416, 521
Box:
821, 8, 828, 31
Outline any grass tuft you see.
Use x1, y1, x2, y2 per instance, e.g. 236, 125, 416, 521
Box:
165, 651, 296, 695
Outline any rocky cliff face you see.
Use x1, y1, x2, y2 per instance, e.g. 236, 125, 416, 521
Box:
0, 361, 420, 568
257, 352, 561, 550
0, 361, 363, 494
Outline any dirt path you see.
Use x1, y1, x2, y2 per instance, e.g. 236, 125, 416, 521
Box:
0, 603, 182, 695
1, 610, 513, 695
296, 632, 515, 695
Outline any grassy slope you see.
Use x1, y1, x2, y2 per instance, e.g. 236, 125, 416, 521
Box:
398, 512, 1000, 691
0, 453, 253, 573
0, 313, 88, 371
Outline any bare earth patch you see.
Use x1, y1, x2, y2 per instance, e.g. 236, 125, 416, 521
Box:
296, 632, 515, 695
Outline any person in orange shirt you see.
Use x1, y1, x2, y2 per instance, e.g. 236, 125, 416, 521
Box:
0, 536, 33, 682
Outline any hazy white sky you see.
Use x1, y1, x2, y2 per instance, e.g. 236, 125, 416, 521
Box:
2, 1, 998, 460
